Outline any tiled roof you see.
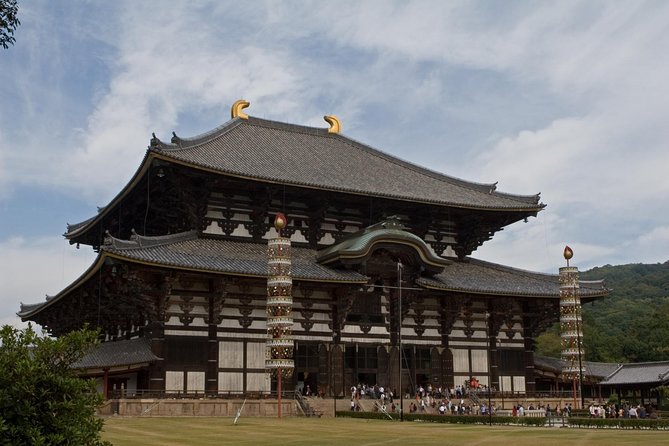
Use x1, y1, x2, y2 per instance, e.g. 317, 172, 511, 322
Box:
534, 355, 622, 379
534, 355, 564, 373
600, 361, 669, 386
103, 231, 368, 283
417, 258, 609, 299
153, 116, 544, 211
21, 232, 607, 320
585, 362, 622, 379
72, 338, 157, 369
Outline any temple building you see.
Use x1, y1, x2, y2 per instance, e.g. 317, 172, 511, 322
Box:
19, 101, 608, 399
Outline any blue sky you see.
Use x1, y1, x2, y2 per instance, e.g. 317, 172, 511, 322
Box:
2, 1, 669, 328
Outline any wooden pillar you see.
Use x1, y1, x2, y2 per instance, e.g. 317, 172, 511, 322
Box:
148, 320, 165, 392
331, 344, 344, 396
489, 333, 499, 391
523, 331, 536, 393
206, 294, 219, 395
388, 346, 400, 397
103, 368, 109, 400
318, 343, 329, 397
377, 346, 390, 391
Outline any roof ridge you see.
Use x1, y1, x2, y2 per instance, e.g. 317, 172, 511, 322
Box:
151, 118, 245, 151
467, 257, 557, 279
150, 115, 541, 205
102, 229, 198, 250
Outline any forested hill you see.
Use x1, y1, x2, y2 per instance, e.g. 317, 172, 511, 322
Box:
535, 261, 669, 363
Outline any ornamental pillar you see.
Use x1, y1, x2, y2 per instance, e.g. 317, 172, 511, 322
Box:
559, 245, 584, 408
266, 213, 294, 417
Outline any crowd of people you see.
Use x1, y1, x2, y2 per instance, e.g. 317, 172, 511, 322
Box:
583, 402, 658, 419
346, 381, 660, 420
348, 381, 501, 416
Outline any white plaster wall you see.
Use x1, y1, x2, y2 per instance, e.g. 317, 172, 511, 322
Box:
246, 342, 266, 369
166, 371, 184, 392
452, 349, 469, 373
470, 349, 488, 374
219, 372, 243, 392
187, 371, 205, 392
246, 373, 271, 392
219, 341, 244, 368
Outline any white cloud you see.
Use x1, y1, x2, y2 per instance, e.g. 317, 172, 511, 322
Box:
635, 225, 669, 265
473, 210, 618, 273
0, 236, 96, 329
1, 0, 668, 308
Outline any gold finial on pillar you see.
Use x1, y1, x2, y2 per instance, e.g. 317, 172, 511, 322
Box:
324, 115, 341, 134
231, 99, 250, 120
563, 245, 574, 267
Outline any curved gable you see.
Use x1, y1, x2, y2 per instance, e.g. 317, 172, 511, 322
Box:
316, 217, 450, 274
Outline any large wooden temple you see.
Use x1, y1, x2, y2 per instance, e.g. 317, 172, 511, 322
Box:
19, 101, 608, 399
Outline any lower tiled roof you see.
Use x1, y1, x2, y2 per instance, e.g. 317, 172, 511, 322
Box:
600, 361, 669, 386
72, 338, 157, 369
20, 232, 608, 320
534, 355, 619, 379
104, 231, 368, 283
417, 258, 608, 299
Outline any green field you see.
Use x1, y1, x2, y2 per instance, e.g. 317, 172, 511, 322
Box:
102, 417, 669, 446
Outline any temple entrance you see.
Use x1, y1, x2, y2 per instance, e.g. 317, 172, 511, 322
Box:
416, 373, 430, 389
296, 371, 318, 396
357, 372, 377, 387
295, 343, 319, 396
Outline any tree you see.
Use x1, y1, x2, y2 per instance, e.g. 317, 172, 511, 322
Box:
0, 325, 111, 446
1, 0, 20, 49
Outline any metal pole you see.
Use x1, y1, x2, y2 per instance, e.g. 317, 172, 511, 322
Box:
576, 313, 585, 409
278, 369, 282, 418
398, 260, 403, 422
486, 311, 492, 426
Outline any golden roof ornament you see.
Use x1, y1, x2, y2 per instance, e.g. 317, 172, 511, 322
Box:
231, 99, 250, 120
563, 245, 574, 266
274, 212, 287, 231
324, 115, 341, 134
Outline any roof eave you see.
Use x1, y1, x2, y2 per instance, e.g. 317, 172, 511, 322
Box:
152, 152, 545, 213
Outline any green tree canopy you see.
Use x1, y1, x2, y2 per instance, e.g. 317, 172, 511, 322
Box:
0, 0, 20, 49
536, 261, 669, 363
0, 325, 111, 446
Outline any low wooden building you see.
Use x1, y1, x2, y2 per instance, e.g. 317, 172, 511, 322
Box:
19, 102, 608, 398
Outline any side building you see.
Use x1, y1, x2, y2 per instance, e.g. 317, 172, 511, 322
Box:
18, 102, 608, 398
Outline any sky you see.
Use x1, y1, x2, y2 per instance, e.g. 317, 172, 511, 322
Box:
1, 0, 669, 329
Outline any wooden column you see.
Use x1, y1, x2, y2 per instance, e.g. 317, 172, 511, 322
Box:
388, 346, 400, 397
103, 368, 109, 400
148, 320, 165, 392
207, 279, 225, 395
330, 344, 344, 396
206, 295, 218, 395
523, 331, 536, 393
148, 274, 171, 393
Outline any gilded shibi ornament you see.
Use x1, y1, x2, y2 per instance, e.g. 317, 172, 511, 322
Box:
266, 212, 294, 378
559, 246, 584, 380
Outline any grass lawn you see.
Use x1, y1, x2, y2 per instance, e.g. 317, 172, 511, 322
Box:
102, 417, 669, 446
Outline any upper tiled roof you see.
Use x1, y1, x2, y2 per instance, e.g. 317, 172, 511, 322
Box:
417, 258, 609, 299
153, 116, 543, 211
66, 115, 544, 241
600, 361, 669, 386
72, 338, 157, 369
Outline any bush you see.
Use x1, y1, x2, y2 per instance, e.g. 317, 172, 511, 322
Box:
336, 411, 546, 426
0, 325, 111, 445
568, 417, 669, 430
